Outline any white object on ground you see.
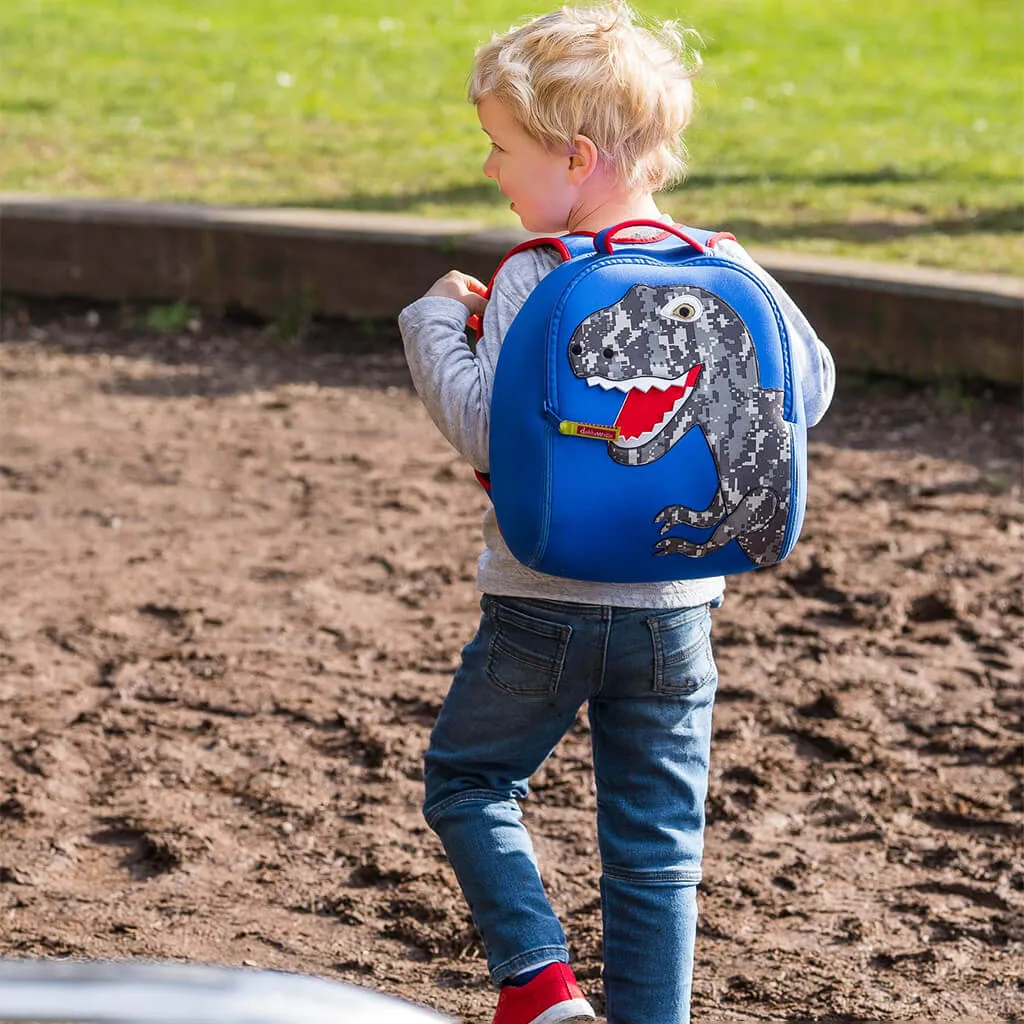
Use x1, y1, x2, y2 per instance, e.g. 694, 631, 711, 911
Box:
0, 959, 453, 1024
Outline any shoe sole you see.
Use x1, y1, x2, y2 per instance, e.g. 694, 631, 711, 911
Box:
528, 999, 596, 1024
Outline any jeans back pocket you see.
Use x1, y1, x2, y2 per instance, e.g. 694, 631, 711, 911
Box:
647, 606, 716, 696
486, 598, 572, 699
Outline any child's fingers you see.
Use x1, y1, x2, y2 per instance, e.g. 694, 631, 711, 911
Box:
426, 270, 468, 297
445, 271, 488, 298
461, 290, 488, 317
426, 271, 489, 315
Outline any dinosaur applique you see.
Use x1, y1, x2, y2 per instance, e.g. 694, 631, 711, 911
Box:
566, 283, 792, 566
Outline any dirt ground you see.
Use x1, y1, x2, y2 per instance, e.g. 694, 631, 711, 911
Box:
0, 304, 1021, 1024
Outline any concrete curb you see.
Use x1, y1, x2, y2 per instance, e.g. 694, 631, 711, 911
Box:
1, 194, 1021, 384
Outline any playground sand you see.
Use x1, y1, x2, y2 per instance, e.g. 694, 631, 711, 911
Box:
0, 308, 1020, 1022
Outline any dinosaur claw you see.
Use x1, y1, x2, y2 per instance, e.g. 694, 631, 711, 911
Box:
656, 537, 704, 558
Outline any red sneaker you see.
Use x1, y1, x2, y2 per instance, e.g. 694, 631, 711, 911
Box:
492, 963, 596, 1024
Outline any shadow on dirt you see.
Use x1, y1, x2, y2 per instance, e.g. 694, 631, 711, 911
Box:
2, 294, 1021, 474
2, 296, 415, 395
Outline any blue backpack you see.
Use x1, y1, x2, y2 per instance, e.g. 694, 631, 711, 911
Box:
477, 219, 808, 584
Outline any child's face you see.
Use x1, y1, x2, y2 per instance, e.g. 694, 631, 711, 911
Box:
477, 95, 577, 233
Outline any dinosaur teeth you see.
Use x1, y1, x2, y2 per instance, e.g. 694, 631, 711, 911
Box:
585, 372, 694, 393
612, 387, 694, 449
605, 364, 704, 449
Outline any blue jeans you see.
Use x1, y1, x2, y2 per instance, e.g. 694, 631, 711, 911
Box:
423, 594, 719, 1024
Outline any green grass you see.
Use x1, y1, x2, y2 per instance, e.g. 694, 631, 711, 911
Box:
1, 0, 1022, 273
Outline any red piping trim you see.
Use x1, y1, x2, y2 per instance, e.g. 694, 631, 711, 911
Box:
706, 231, 738, 248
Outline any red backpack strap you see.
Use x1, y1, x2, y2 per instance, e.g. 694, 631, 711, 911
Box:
465, 234, 589, 336
486, 236, 575, 293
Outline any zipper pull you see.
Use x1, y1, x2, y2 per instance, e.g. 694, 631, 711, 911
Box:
558, 420, 622, 441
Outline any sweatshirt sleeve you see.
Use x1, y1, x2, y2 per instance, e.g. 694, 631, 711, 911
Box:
716, 238, 836, 427
398, 248, 561, 472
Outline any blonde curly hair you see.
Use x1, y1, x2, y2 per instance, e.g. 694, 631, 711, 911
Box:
468, 2, 701, 191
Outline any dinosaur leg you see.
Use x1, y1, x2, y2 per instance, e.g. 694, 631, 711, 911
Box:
655, 488, 779, 558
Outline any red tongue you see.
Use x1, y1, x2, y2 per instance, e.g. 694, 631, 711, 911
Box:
613, 366, 701, 440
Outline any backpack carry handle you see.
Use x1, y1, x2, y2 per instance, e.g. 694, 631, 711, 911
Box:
596, 220, 707, 256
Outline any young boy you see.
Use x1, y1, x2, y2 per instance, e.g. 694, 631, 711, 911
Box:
398, 5, 835, 1023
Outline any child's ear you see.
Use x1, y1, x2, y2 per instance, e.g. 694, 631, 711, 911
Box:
567, 134, 600, 184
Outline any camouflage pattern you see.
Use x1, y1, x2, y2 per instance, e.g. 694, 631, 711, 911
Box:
566, 283, 791, 566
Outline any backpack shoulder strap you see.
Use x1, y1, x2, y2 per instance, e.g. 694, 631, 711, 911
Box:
471, 232, 595, 495
466, 232, 595, 335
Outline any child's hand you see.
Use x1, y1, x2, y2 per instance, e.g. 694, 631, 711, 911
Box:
426, 271, 488, 317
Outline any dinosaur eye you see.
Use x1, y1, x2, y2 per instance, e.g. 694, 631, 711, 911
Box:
659, 294, 704, 323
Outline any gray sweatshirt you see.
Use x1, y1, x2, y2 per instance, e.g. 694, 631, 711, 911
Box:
399, 237, 835, 608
